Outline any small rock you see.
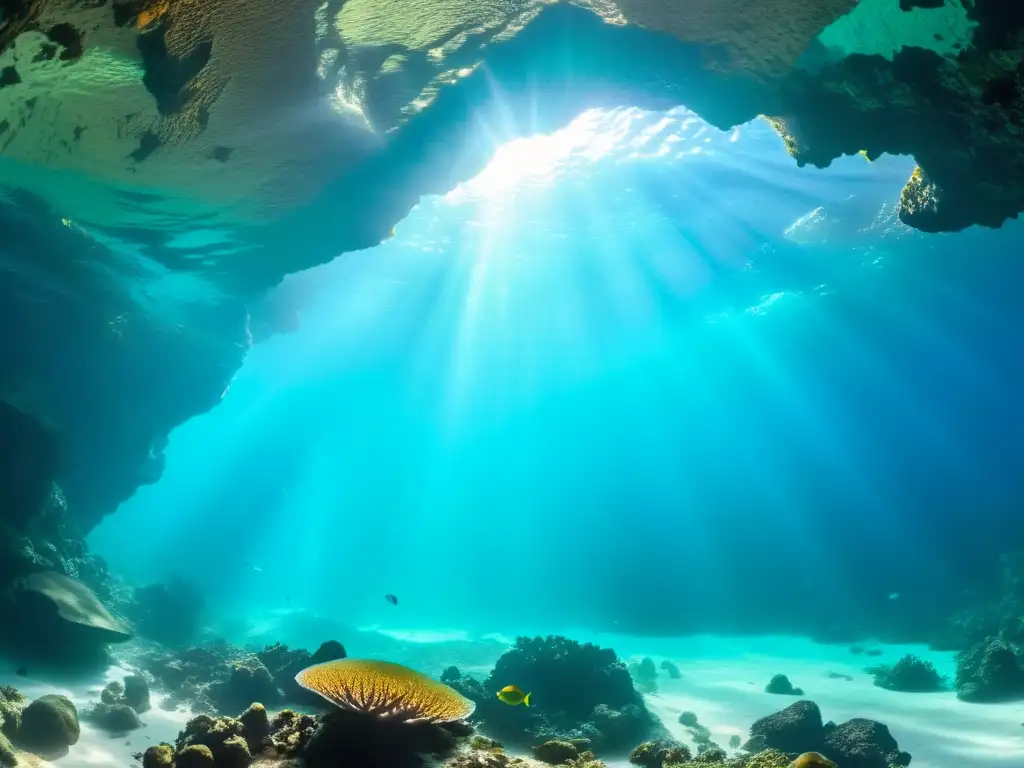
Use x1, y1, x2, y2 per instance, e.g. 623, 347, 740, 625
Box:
124, 676, 151, 713
660, 660, 681, 679
746, 700, 824, 754
765, 674, 804, 696
90, 703, 141, 732
532, 740, 579, 764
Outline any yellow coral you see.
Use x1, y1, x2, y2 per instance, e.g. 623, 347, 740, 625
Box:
295, 659, 476, 723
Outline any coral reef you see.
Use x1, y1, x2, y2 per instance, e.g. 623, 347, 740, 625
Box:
257, 640, 347, 707
866, 655, 946, 693
955, 636, 1024, 702
675, 712, 717, 754
448, 636, 664, 751
142, 642, 278, 714
765, 675, 803, 696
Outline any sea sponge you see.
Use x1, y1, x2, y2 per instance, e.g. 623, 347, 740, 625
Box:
295, 659, 476, 723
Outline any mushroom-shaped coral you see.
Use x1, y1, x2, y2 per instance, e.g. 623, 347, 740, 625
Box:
295, 659, 476, 724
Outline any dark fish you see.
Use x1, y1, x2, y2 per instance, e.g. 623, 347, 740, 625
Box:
14, 666, 27, 677
385, 594, 398, 605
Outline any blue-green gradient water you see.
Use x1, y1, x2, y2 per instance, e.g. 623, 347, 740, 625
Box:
89, 106, 1024, 649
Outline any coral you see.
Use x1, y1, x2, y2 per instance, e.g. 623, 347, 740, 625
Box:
0, 733, 14, 768
175, 715, 250, 768
239, 703, 270, 749
295, 659, 475, 723
566, 751, 606, 768
442, 667, 463, 684
765, 675, 804, 696
743, 750, 792, 768
867, 655, 946, 693
176, 744, 217, 768
693, 747, 726, 763
141, 743, 175, 768
471, 736, 502, 751
533, 739, 579, 764
659, 661, 680, 680
629, 740, 691, 768
822, 719, 911, 768
0, 688, 25, 737
955, 636, 1024, 702
16, 694, 79, 757
143, 641, 285, 714
267, 709, 318, 756
450, 636, 663, 751
85, 702, 141, 732
208, 656, 280, 714
257, 640, 346, 707
745, 701, 824, 755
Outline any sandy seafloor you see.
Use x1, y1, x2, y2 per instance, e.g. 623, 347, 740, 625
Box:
2, 634, 1022, 768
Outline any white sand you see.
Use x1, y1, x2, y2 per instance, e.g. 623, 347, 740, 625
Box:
605, 634, 1024, 768
1, 662, 191, 768
4, 634, 1023, 767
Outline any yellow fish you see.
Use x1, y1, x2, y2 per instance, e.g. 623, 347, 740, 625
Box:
496, 685, 531, 707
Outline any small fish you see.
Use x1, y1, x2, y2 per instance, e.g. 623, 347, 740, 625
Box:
496, 685, 531, 707
14, 666, 27, 677
888, 592, 900, 600
243, 561, 263, 573
385, 594, 398, 605
789, 752, 837, 768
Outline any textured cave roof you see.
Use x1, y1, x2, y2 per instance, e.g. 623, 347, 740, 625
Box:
1, 0, 1023, 528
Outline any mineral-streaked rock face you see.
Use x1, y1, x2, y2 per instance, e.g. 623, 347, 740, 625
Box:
1, 0, 1023, 528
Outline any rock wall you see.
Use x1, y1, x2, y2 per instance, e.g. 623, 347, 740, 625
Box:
1, 0, 1023, 529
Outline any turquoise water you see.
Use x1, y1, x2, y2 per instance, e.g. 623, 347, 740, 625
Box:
89, 106, 1024, 647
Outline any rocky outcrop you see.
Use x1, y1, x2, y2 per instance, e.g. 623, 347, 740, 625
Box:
1, 0, 1024, 535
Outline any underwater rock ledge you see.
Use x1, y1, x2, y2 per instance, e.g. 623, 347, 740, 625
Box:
2, 0, 1024, 536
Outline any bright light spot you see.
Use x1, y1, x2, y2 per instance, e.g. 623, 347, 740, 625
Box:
449, 109, 608, 200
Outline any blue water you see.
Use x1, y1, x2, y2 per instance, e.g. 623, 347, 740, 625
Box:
89, 106, 1024, 646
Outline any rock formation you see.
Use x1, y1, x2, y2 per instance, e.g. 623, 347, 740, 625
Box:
1, 0, 1023, 534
